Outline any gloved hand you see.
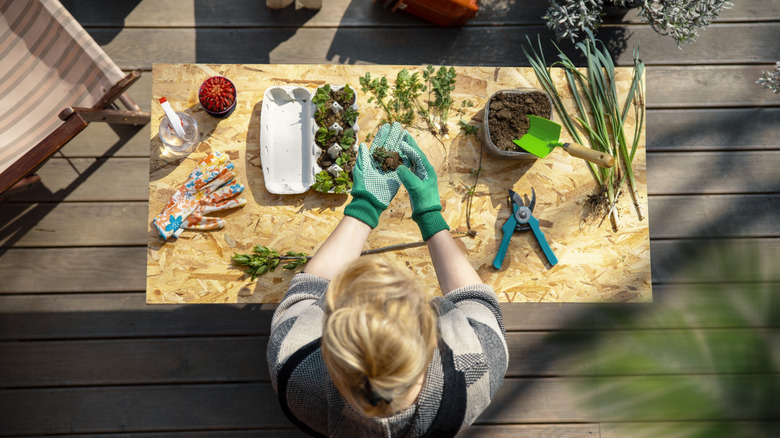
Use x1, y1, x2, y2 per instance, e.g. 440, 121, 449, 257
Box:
397, 134, 450, 241
153, 152, 246, 239
343, 122, 408, 228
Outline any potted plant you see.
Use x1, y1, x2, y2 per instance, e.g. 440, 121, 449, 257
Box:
481, 88, 553, 159
199, 76, 237, 118
310, 84, 360, 193
544, 0, 733, 47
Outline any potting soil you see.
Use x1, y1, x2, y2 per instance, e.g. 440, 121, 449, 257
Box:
488, 91, 552, 152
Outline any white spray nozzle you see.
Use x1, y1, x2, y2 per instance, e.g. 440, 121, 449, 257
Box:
159, 97, 186, 138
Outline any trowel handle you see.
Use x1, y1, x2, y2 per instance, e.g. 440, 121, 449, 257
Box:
562, 143, 615, 168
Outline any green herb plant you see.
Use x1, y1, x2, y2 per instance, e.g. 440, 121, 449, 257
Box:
231, 245, 309, 280
359, 69, 429, 129
312, 168, 352, 194
340, 128, 355, 150
524, 30, 645, 230
312, 170, 334, 193
341, 84, 355, 104
316, 126, 334, 145
423, 66, 457, 135
312, 84, 331, 109
342, 107, 359, 126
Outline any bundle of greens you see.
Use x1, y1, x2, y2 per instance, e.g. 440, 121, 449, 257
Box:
359, 66, 459, 136
524, 30, 645, 230
231, 245, 309, 280
359, 69, 424, 126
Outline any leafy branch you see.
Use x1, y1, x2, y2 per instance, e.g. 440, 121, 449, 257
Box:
359, 68, 436, 134
232, 231, 476, 280
231, 245, 310, 280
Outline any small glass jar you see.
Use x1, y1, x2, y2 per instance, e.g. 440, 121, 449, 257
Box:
159, 112, 199, 156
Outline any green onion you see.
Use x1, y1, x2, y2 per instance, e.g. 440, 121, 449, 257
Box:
523, 30, 645, 229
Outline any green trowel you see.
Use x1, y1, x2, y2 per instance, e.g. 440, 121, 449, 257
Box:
513, 115, 615, 168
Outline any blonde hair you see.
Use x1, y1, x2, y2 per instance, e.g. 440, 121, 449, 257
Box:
321, 256, 438, 417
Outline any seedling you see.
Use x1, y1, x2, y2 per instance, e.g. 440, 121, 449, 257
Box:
340, 128, 355, 150
524, 31, 645, 229
340, 84, 355, 105
332, 169, 352, 194
312, 170, 334, 193
312, 165, 352, 194
312, 84, 331, 108
316, 126, 334, 145
342, 107, 359, 126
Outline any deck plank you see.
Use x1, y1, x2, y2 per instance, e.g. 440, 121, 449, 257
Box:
0, 379, 597, 435
4, 327, 773, 388
648, 108, 780, 150
62, 0, 780, 27
0, 332, 592, 388
0, 247, 147, 293
601, 421, 780, 438
0, 281, 776, 340
0, 383, 290, 435
91, 24, 780, 69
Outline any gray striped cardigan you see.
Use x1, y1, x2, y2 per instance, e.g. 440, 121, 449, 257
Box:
267, 273, 508, 437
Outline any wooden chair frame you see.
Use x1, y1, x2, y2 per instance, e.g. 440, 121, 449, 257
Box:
0, 69, 150, 198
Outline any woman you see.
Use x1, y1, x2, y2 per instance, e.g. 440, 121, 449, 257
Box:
267, 123, 508, 437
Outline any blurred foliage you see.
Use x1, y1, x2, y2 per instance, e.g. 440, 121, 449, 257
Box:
570, 240, 779, 437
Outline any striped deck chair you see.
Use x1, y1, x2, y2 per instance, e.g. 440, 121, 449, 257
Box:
0, 0, 149, 197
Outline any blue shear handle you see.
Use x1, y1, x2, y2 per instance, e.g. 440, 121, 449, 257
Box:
492, 209, 517, 270
528, 215, 558, 266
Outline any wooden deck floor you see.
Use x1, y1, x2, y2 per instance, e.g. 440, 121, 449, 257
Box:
1, 0, 779, 436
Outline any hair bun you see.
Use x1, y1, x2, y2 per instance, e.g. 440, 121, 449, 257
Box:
363, 376, 392, 407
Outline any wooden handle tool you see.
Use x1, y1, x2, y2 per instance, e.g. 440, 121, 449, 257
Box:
562, 143, 615, 168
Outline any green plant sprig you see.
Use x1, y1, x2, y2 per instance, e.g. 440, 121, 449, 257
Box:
423, 66, 457, 135
312, 169, 352, 194
312, 84, 331, 108
360, 68, 436, 134
231, 245, 310, 280
341, 84, 355, 105
340, 128, 355, 150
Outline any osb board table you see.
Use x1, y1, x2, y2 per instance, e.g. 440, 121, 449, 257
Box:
147, 64, 650, 304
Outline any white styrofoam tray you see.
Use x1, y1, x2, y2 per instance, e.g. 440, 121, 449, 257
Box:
259, 85, 359, 195
260, 86, 316, 194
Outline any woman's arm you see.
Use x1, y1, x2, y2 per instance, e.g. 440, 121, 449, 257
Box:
303, 215, 371, 280
426, 229, 483, 294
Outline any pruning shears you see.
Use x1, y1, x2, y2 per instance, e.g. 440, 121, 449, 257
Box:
493, 187, 558, 269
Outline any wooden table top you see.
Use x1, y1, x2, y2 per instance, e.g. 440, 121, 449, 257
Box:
146, 63, 650, 304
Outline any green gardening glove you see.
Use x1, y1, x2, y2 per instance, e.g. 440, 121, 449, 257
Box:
344, 123, 407, 228
397, 134, 450, 241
